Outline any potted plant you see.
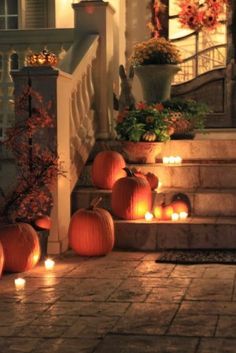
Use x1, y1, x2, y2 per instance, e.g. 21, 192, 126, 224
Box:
129, 0, 182, 103
115, 99, 209, 162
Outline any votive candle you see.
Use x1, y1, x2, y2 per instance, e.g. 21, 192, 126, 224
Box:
44, 259, 55, 270
15, 278, 26, 291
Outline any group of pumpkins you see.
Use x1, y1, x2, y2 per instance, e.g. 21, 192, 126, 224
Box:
68, 150, 190, 257
0, 216, 51, 277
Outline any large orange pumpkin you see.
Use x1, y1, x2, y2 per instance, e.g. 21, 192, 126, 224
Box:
69, 197, 114, 256
0, 223, 40, 273
91, 151, 126, 189
112, 168, 152, 220
0, 241, 4, 277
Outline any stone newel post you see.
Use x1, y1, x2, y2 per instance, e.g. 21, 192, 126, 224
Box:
12, 66, 71, 255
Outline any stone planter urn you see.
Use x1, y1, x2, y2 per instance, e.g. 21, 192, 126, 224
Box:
134, 64, 181, 103
121, 141, 163, 164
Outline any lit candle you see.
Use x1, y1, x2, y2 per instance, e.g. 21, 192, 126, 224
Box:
171, 213, 179, 221
169, 156, 175, 164
175, 156, 182, 164
179, 211, 188, 220
145, 212, 154, 221
162, 157, 170, 164
15, 278, 26, 291
44, 259, 55, 270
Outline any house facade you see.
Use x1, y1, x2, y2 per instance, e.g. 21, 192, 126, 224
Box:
0, 0, 236, 255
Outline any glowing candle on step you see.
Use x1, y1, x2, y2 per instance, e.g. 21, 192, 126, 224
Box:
179, 211, 188, 220
169, 156, 175, 164
15, 278, 26, 291
171, 213, 179, 221
175, 156, 182, 164
44, 259, 55, 270
145, 212, 154, 221
162, 157, 169, 164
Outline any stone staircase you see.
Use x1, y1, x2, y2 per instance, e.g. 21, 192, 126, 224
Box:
72, 135, 236, 251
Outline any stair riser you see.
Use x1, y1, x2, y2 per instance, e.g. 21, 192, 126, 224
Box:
115, 222, 236, 250
78, 165, 236, 189
72, 191, 236, 217
91, 140, 236, 160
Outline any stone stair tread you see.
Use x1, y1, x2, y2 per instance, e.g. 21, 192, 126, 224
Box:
114, 216, 236, 225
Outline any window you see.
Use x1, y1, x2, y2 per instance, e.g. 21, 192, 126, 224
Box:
168, 1, 227, 83
0, 0, 18, 29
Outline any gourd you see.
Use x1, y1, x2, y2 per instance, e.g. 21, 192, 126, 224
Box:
154, 203, 173, 220
69, 197, 114, 256
112, 168, 152, 220
142, 131, 157, 142
34, 215, 51, 230
0, 223, 40, 273
91, 151, 126, 189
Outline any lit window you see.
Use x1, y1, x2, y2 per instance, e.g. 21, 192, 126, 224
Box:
0, 0, 18, 29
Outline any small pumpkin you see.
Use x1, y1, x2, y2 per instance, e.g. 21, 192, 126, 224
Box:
69, 197, 114, 256
171, 193, 191, 215
91, 151, 126, 189
145, 172, 159, 190
0, 241, 4, 277
0, 223, 40, 273
142, 131, 157, 142
112, 168, 152, 220
34, 215, 51, 230
154, 203, 173, 220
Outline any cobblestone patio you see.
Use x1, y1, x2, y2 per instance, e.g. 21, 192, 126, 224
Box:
0, 251, 236, 352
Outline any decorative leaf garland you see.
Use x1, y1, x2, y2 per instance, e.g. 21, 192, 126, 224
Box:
177, 0, 228, 32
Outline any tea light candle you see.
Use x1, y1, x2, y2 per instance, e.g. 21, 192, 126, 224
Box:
15, 278, 26, 291
44, 259, 55, 270
162, 157, 170, 164
169, 156, 176, 164
145, 212, 154, 221
171, 213, 179, 221
179, 211, 188, 220
175, 156, 182, 164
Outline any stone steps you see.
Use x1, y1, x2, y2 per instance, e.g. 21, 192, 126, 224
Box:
72, 187, 236, 217
78, 163, 236, 189
114, 217, 236, 250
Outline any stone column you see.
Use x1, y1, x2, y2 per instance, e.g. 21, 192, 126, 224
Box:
72, 1, 115, 139
12, 66, 71, 254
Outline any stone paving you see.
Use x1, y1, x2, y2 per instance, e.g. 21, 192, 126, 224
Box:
1, 251, 236, 352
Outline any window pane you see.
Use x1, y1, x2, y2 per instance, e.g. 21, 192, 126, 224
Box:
0, 17, 6, 29
169, 18, 193, 40
7, 16, 18, 28
173, 35, 197, 60
7, 0, 18, 15
0, 1, 4, 15
169, 3, 180, 17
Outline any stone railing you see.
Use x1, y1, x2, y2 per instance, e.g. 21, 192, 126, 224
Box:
0, 28, 74, 142
58, 34, 99, 191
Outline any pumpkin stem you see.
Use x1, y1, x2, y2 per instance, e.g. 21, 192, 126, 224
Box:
123, 167, 134, 177
89, 196, 102, 210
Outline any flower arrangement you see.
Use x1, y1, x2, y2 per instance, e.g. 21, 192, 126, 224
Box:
177, 0, 228, 32
0, 84, 65, 224
130, 37, 182, 66
129, 0, 182, 66
115, 99, 209, 142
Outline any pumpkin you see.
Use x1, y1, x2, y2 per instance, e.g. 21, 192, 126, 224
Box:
154, 203, 173, 220
145, 172, 159, 190
142, 131, 157, 142
69, 197, 114, 256
0, 223, 40, 273
112, 168, 152, 220
91, 151, 126, 189
34, 215, 51, 230
0, 241, 4, 277
171, 193, 191, 215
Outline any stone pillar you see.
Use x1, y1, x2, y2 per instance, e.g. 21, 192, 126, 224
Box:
72, 1, 115, 139
12, 66, 71, 254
